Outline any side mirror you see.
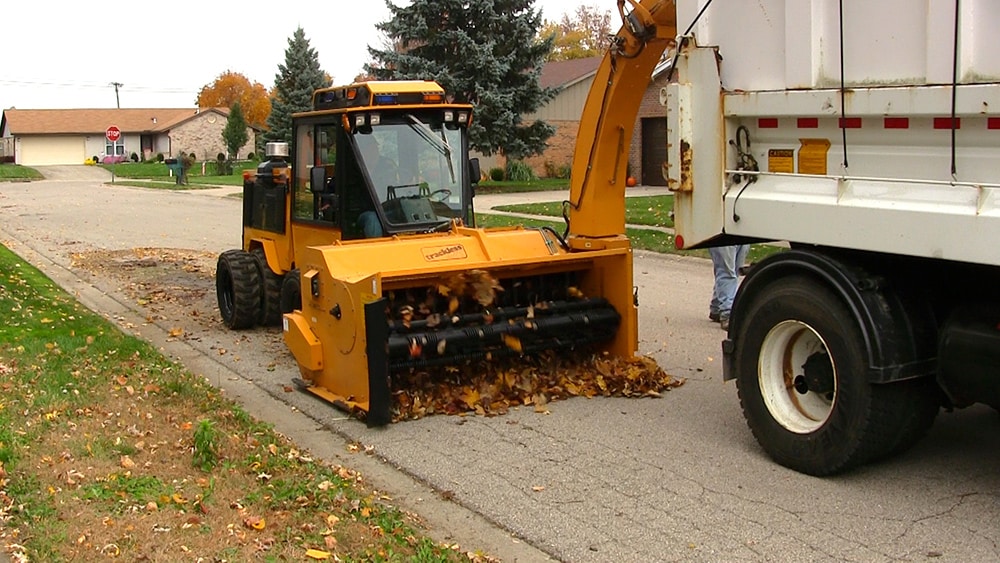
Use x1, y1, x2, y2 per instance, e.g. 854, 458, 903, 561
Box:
469, 157, 481, 188
310, 166, 327, 194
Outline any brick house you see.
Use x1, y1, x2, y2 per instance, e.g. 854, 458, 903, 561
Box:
0, 107, 258, 166
522, 56, 673, 186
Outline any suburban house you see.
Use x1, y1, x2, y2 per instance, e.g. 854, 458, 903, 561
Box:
0, 107, 257, 166
522, 56, 673, 186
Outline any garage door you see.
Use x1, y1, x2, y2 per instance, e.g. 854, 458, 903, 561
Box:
20, 136, 86, 166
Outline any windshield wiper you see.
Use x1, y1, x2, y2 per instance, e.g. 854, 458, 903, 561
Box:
405, 114, 458, 184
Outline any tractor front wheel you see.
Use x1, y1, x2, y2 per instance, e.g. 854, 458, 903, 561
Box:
280, 269, 302, 314
216, 249, 261, 330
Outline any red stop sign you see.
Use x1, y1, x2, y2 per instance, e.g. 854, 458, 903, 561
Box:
106, 126, 121, 142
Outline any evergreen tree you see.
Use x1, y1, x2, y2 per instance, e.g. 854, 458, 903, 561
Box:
222, 101, 249, 160
265, 28, 330, 144
367, 0, 556, 160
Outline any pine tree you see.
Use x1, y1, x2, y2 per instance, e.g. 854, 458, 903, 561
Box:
367, 0, 556, 160
222, 102, 249, 160
265, 28, 330, 144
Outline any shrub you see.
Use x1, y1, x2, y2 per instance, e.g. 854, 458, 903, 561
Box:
488, 167, 505, 182
505, 159, 536, 182
217, 152, 226, 162
130, 152, 139, 162
544, 161, 572, 179
246, 152, 255, 161
156, 153, 164, 162
92, 155, 99, 163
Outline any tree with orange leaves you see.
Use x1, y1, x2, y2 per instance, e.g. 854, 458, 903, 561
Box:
195, 71, 271, 129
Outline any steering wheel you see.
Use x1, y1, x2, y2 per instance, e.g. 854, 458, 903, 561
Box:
426, 189, 451, 202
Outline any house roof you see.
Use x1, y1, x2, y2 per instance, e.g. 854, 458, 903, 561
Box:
539, 57, 603, 90
1, 107, 230, 135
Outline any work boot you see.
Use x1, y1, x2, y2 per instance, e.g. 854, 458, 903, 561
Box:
719, 315, 730, 331
709, 311, 720, 322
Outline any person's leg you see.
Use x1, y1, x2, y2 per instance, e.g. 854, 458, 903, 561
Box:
358, 211, 384, 238
709, 246, 729, 321
712, 246, 741, 325
735, 244, 750, 274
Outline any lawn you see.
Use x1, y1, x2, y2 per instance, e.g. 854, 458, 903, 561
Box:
475, 213, 782, 263
494, 195, 676, 228
474, 178, 568, 194
0, 164, 44, 181
0, 243, 480, 562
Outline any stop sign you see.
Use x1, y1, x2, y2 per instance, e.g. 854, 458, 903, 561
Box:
106, 126, 121, 142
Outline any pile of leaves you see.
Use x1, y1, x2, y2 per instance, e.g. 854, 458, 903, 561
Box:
391, 352, 683, 421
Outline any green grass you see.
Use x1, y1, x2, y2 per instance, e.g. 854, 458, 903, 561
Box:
474, 177, 568, 193
0, 243, 471, 562
101, 160, 257, 178
496, 195, 676, 228
475, 213, 782, 263
0, 164, 44, 180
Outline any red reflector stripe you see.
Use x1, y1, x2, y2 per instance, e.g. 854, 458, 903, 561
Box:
839, 117, 862, 129
884, 117, 909, 129
934, 117, 961, 129
989, 117, 1000, 130
758, 118, 778, 128
797, 117, 818, 128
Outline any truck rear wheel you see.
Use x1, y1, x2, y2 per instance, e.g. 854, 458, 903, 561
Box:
734, 276, 928, 475
252, 248, 284, 327
216, 249, 261, 330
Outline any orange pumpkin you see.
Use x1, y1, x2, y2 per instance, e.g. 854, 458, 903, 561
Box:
626, 176, 637, 187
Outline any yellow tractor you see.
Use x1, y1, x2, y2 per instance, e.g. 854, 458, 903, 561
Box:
216, 79, 642, 425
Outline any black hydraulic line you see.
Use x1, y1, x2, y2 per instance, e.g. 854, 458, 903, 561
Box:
839, 0, 849, 170
665, 0, 716, 84
950, 0, 961, 178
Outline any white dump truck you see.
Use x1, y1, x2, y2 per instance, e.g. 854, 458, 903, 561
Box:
587, 0, 999, 475
665, 0, 1000, 475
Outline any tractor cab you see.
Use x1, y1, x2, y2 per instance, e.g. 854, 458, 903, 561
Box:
280, 82, 478, 243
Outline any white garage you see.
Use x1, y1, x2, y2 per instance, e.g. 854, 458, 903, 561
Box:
19, 136, 86, 166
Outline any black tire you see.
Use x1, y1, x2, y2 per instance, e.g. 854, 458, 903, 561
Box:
280, 268, 302, 314
252, 248, 284, 326
216, 249, 261, 330
734, 276, 936, 476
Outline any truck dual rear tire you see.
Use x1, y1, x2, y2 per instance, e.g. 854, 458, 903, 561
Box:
216, 249, 261, 330
734, 275, 937, 476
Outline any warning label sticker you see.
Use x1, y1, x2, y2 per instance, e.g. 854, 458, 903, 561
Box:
767, 149, 795, 173
798, 139, 831, 175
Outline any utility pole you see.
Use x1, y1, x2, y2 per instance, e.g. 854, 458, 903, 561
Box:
109, 82, 123, 108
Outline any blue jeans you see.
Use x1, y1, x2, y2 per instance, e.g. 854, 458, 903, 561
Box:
358, 211, 384, 238
709, 244, 749, 319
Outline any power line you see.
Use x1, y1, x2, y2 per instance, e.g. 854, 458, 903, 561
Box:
0, 78, 197, 95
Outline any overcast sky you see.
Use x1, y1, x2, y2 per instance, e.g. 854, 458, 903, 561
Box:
1, 0, 602, 110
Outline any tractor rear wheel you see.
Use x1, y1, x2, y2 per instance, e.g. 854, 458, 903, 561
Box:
252, 248, 284, 326
216, 249, 261, 330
